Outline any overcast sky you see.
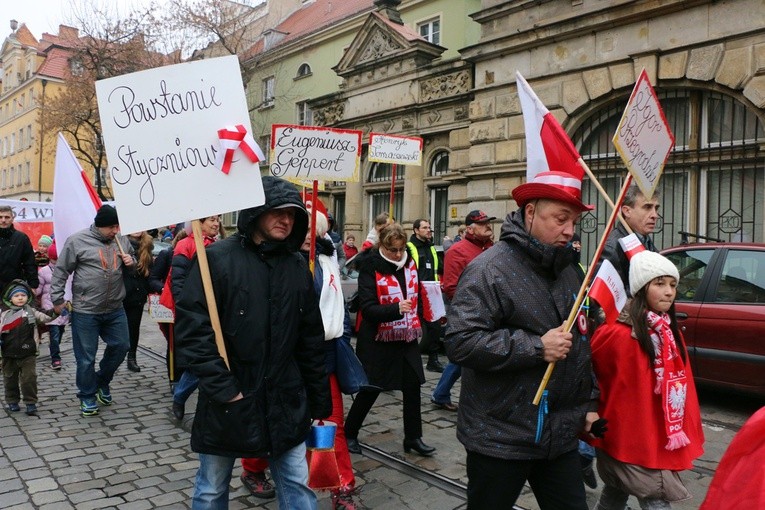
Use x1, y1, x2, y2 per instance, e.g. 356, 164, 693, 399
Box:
7, 1, 161, 37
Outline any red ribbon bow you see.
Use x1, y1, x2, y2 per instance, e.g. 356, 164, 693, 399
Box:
216, 124, 265, 174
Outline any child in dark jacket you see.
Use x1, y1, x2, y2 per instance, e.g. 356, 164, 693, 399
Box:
1, 279, 57, 415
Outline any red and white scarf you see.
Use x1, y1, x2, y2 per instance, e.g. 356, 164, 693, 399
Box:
646, 310, 690, 451
375, 259, 422, 342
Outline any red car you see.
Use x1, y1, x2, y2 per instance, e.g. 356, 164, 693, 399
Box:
662, 242, 765, 397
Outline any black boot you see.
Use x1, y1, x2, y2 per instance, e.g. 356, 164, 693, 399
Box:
426, 353, 444, 373
127, 354, 141, 373
403, 438, 436, 456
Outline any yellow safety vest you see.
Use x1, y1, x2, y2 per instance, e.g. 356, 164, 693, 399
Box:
407, 242, 439, 282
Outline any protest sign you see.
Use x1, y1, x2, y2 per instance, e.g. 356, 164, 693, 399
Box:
612, 69, 674, 199
95, 55, 265, 234
148, 294, 174, 323
270, 125, 362, 182
368, 133, 423, 166
0, 199, 53, 244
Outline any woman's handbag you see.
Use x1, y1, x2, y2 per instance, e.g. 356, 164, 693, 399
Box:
335, 337, 369, 395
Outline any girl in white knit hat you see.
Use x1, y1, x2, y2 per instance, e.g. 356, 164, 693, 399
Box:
588, 251, 705, 509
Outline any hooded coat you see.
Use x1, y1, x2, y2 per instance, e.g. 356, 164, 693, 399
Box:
174, 177, 331, 458
445, 209, 597, 460
1, 280, 55, 358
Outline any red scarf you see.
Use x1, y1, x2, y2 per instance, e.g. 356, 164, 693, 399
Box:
374, 259, 421, 342
646, 310, 691, 451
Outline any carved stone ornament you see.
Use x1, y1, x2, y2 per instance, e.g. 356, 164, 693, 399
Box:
420, 70, 471, 101
314, 102, 345, 126
358, 29, 404, 64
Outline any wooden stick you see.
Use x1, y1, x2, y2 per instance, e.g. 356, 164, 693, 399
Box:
309, 180, 318, 275
532, 175, 633, 405
191, 220, 229, 369
168, 324, 175, 381
389, 164, 397, 220
578, 158, 632, 234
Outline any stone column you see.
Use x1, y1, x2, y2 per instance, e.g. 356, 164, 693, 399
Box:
345, 179, 364, 242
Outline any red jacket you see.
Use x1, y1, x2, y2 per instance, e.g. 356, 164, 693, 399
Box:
441, 234, 493, 300
590, 320, 704, 470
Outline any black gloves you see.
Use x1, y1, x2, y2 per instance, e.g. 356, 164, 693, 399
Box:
590, 418, 608, 438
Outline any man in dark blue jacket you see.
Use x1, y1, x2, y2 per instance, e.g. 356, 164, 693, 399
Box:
175, 177, 331, 510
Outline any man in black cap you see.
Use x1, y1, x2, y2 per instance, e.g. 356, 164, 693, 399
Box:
51, 205, 135, 417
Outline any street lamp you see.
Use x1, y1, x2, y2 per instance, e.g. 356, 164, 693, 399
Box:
37, 78, 47, 201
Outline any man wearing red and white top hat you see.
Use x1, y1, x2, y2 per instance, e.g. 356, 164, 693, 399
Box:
445, 171, 601, 510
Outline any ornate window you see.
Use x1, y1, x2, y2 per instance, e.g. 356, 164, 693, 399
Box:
429, 150, 449, 176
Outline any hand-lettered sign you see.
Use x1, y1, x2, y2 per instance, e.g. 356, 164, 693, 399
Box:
368, 133, 423, 166
612, 69, 675, 199
270, 125, 362, 182
95, 55, 265, 234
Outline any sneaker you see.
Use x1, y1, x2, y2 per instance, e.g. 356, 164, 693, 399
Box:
240, 470, 276, 499
50, 360, 62, 370
25, 403, 38, 415
96, 387, 113, 406
7, 402, 20, 412
331, 486, 366, 510
80, 400, 99, 417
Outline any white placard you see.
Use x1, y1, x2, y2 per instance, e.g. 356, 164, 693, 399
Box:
269, 125, 362, 182
368, 133, 423, 166
612, 69, 675, 199
148, 294, 174, 323
0, 199, 53, 222
96, 55, 265, 234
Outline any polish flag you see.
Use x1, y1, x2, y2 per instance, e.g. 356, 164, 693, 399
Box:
589, 260, 628, 323
619, 233, 647, 260
52, 133, 103, 250
516, 71, 584, 182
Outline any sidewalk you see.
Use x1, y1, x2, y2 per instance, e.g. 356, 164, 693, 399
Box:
0, 311, 737, 509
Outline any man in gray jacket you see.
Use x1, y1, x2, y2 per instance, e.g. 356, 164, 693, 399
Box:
445, 171, 601, 510
51, 205, 135, 417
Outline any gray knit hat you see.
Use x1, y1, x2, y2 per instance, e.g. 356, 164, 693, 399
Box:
629, 251, 680, 293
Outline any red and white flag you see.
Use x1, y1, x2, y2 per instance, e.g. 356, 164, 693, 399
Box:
52, 133, 103, 250
618, 233, 646, 260
516, 71, 584, 182
588, 260, 628, 323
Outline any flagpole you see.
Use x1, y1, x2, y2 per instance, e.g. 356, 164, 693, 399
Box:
578, 158, 632, 233
532, 174, 633, 405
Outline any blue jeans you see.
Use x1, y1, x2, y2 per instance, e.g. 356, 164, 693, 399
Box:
48, 325, 66, 362
174, 370, 199, 405
71, 310, 130, 402
192, 442, 316, 510
432, 362, 461, 404
578, 440, 595, 460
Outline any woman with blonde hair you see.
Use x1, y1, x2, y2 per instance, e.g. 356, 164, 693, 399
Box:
344, 223, 435, 457
123, 231, 154, 372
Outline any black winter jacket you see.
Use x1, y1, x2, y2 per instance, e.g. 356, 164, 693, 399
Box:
174, 176, 331, 458
445, 209, 597, 461
122, 238, 150, 307
0, 226, 38, 290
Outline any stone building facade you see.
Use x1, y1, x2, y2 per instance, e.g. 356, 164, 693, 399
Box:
457, 0, 765, 257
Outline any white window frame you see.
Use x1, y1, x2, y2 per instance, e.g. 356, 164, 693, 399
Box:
262, 76, 275, 107
297, 101, 313, 126
417, 17, 441, 45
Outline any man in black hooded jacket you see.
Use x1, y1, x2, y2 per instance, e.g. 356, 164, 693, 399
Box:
174, 176, 331, 509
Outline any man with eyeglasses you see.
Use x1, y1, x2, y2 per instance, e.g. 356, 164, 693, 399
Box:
407, 219, 444, 372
